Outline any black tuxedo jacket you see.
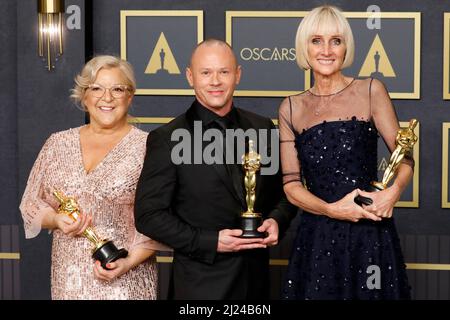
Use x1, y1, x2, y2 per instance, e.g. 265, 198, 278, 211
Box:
135, 101, 297, 299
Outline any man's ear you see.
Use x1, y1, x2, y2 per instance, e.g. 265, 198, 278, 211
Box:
186, 67, 194, 87
235, 65, 242, 85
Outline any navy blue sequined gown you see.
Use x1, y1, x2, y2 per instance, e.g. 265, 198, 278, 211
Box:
279, 79, 411, 300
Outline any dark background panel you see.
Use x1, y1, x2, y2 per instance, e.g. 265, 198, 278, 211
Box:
347, 18, 415, 92
232, 17, 306, 91
0, 225, 20, 300
1, 0, 450, 300
126, 15, 200, 89
15, 0, 86, 300
0, 0, 18, 225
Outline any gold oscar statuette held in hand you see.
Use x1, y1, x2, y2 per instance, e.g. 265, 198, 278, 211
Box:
240, 140, 265, 238
354, 119, 419, 206
53, 190, 128, 269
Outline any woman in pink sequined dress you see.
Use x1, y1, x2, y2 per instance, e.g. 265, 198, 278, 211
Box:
20, 55, 165, 299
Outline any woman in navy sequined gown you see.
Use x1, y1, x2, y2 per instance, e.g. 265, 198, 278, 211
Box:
278, 6, 412, 299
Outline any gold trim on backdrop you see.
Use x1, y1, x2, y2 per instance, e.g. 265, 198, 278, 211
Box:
135, 89, 195, 95
396, 121, 420, 207
0, 253, 20, 260
129, 117, 174, 124
442, 123, 450, 207
406, 263, 450, 271
233, 90, 309, 97
156, 257, 450, 270
156, 256, 173, 263
226, 11, 311, 97
444, 13, 450, 100
120, 10, 203, 96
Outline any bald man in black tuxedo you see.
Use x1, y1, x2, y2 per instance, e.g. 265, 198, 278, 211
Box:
135, 39, 296, 300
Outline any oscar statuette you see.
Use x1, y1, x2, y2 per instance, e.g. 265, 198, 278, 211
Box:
240, 140, 266, 238
354, 119, 419, 206
53, 190, 128, 269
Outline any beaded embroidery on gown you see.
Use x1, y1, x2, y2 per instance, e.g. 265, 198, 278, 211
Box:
20, 126, 162, 300
279, 78, 411, 299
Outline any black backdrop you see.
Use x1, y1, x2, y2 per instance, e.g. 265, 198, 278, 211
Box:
1, 0, 450, 300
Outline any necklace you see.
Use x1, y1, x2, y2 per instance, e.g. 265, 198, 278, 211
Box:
309, 78, 353, 116
313, 95, 337, 116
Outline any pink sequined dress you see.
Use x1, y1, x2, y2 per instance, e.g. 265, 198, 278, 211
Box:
20, 125, 161, 300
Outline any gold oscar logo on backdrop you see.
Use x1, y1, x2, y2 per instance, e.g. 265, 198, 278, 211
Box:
378, 157, 389, 172
359, 34, 396, 78
145, 32, 181, 75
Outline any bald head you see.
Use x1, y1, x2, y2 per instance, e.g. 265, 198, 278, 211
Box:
189, 39, 237, 68
185, 38, 242, 116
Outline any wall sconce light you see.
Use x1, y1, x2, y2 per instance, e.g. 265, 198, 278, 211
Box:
38, 0, 64, 71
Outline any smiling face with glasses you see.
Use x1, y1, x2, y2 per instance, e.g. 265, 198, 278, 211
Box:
87, 84, 130, 99
83, 67, 133, 131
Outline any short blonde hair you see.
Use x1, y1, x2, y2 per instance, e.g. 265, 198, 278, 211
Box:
70, 55, 136, 108
295, 5, 354, 70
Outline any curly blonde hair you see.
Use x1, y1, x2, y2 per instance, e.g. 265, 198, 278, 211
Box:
70, 55, 136, 109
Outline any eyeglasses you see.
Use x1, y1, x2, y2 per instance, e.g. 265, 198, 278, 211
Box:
87, 84, 130, 99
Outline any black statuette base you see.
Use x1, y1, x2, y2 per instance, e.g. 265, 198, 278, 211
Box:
240, 216, 266, 238
92, 240, 128, 269
354, 184, 383, 206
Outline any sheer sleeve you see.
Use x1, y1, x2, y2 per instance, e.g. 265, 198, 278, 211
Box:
19, 135, 57, 239
278, 97, 302, 186
130, 230, 172, 252
370, 78, 415, 169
